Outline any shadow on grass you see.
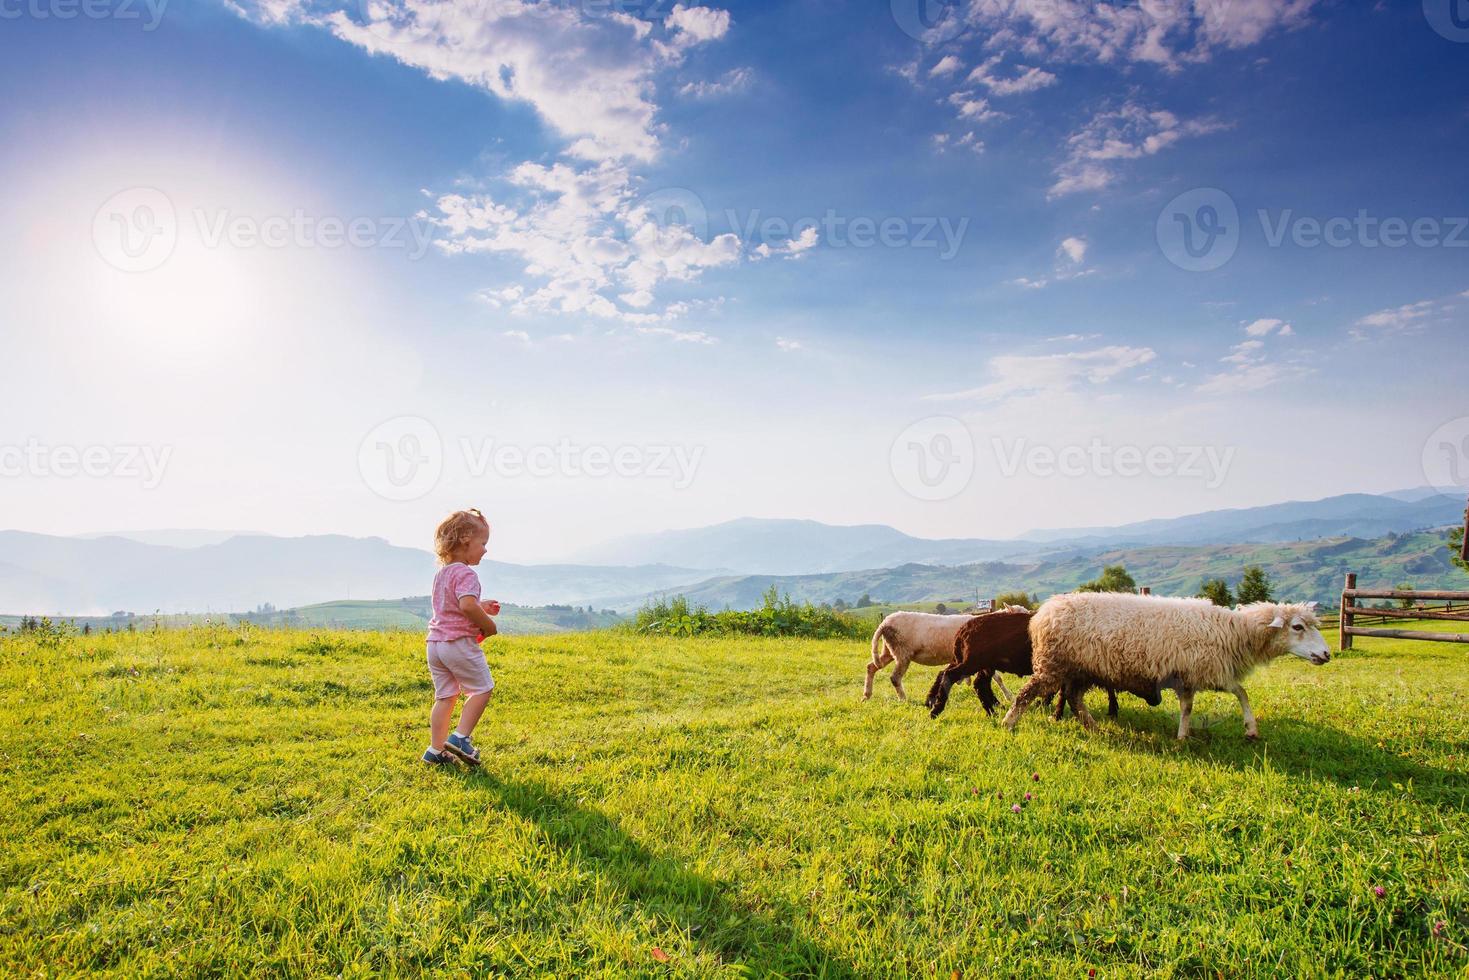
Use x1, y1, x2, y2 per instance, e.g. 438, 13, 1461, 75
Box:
1088, 703, 1468, 814
463, 772, 859, 978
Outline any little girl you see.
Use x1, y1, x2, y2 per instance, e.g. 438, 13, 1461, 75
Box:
423, 508, 501, 766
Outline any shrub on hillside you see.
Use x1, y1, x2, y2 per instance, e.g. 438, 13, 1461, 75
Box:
631, 586, 867, 639
993, 590, 1039, 611
1077, 565, 1137, 593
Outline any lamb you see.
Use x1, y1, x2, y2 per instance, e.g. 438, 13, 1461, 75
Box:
926, 608, 1162, 719
1001, 592, 1331, 739
864, 609, 1024, 700
924, 607, 1032, 716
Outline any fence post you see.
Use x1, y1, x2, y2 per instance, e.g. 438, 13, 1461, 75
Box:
1341, 572, 1356, 652
1140, 587, 1151, 595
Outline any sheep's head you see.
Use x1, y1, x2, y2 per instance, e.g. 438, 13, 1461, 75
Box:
1247, 600, 1330, 665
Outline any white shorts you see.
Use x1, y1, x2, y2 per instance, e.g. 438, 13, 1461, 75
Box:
426, 637, 495, 700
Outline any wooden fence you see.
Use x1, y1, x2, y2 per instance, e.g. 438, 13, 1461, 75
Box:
1338, 572, 1469, 651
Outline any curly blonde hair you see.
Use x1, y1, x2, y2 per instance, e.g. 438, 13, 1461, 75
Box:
434, 508, 490, 564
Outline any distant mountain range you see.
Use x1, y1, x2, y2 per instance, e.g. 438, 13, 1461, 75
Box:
637, 528, 1466, 613
569, 490, 1464, 573
4, 488, 1462, 616
0, 531, 707, 615
1015, 490, 1466, 548
567, 517, 1056, 575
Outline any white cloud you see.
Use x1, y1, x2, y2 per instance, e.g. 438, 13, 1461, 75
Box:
934, 131, 986, 155
1353, 300, 1437, 334
948, 93, 1005, 123
230, 0, 734, 165
752, 225, 819, 261
434, 160, 741, 323
1196, 318, 1310, 394
1243, 317, 1292, 336
1050, 101, 1226, 197
680, 67, 752, 98
502, 329, 531, 345
665, 3, 731, 46
930, 55, 963, 77
963, 0, 1320, 70
1057, 236, 1087, 264
775, 337, 803, 351
634, 324, 717, 344
965, 55, 1057, 96
926, 345, 1156, 402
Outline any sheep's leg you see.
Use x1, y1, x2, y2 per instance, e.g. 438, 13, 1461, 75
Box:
1176, 689, 1195, 740
995, 676, 1012, 701
1228, 681, 1258, 740
974, 670, 999, 716
1065, 684, 1097, 730
889, 655, 911, 700
864, 647, 894, 700
1106, 688, 1119, 718
1002, 676, 1057, 731
927, 667, 957, 717
1051, 687, 1067, 721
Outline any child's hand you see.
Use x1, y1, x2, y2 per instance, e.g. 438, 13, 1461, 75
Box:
481, 599, 501, 617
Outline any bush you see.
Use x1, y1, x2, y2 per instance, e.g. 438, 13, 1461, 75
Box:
630, 585, 867, 639
993, 591, 1039, 611
1077, 565, 1137, 593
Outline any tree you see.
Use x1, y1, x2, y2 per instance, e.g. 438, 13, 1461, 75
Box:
1197, 578, 1233, 607
1394, 582, 1417, 610
856, 593, 874, 608
1450, 525, 1469, 576
1236, 565, 1274, 605
832, 598, 849, 612
1077, 564, 1137, 593
993, 590, 1039, 611
935, 602, 948, 614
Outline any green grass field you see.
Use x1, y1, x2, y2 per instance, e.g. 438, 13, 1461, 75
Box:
1, 624, 1465, 977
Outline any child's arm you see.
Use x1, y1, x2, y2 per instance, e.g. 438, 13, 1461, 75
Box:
459, 595, 497, 637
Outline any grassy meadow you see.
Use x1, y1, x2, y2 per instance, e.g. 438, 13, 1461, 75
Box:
1, 622, 1466, 977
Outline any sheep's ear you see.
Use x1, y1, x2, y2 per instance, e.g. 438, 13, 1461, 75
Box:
1267, 615, 1286, 629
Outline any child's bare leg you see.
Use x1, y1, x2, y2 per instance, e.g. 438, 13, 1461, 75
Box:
455, 689, 494, 737
430, 695, 457, 750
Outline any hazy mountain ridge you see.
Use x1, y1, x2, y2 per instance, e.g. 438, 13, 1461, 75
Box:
7, 488, 1462, 615
647, 529, 1466, 613
566, 517, 1054, 575
0, 531, 714, 615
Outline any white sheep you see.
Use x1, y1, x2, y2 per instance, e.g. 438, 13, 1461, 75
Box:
1001, 592, 1330, 739
865, 609, 1024, 701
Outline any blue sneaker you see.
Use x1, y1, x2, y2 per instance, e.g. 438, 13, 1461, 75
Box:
422, 747, 456, 765
443, 732, 481, 766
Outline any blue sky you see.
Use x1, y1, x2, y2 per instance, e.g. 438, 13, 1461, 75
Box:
1, 0, 1466, 562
